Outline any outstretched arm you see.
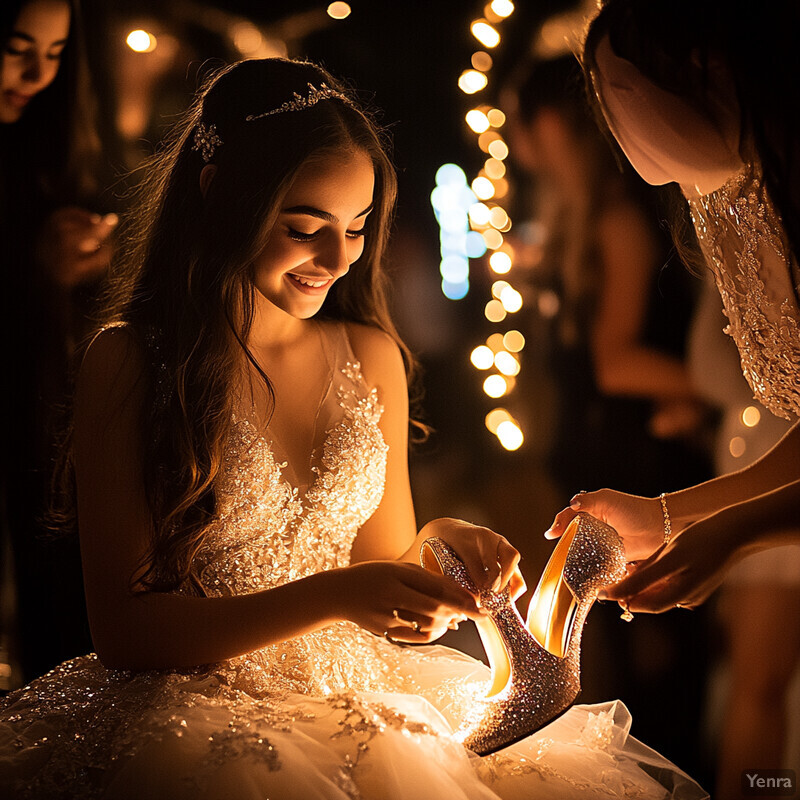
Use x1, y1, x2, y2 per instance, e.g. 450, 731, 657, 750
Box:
604, 478, 800, 613
547, 418, 800, 561
76, 328, 480, 671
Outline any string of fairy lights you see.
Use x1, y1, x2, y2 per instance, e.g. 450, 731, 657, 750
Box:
432, 0, 525, 452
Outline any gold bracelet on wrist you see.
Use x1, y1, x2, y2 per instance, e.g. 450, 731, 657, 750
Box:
660, 492, 672, 544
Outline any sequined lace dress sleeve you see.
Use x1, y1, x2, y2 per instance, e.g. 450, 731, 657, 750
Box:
0, 324, 707, 799
686, 166, 800, 419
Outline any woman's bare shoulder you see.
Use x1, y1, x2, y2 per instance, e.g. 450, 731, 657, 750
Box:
343, 322, 406, 392
76, 325, 149, 418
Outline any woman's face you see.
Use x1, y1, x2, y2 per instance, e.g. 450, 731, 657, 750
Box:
252, 149, 375, 320
591, 34, 742, 195
1, 0, 70, 123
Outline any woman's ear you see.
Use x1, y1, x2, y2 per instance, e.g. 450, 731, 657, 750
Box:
199, 164, 217, 197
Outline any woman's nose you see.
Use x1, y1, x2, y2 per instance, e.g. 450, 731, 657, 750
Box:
22, 53, 44, 83
316, 236, 351, 278
22, 51, 55, 90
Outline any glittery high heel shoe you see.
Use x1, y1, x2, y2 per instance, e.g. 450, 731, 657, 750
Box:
420, 512, 626, 755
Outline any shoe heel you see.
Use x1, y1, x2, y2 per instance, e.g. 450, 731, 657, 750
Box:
420, 518, 626, 756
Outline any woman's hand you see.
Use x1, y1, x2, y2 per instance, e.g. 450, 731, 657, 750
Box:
602, 519, 740, 612
331, 561, 484, 644
546, 489, 670, 562
417, 518, 527, 601
35, 206, 118, 288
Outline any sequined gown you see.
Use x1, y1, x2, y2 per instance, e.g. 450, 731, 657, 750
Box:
0, 326, 705, 800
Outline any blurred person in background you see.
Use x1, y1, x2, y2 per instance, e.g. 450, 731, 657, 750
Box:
688, 279, 800, 794
1, 0, 115, 686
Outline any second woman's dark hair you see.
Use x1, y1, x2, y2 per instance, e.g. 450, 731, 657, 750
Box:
581, 0, 800, 284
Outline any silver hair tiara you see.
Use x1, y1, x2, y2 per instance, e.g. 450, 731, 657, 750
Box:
192, 83, 355, 162
245, 82, 355, 122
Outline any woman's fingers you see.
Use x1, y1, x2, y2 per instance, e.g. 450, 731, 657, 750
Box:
496, 538, 521, 592
602, 554, 667, 601
383, 625, 432, 644
545, 506, 579, 539
404, 572, 482, 621
508, 567, 527, 601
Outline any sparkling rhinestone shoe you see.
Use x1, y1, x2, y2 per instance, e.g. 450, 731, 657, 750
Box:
420, 512, 626, 755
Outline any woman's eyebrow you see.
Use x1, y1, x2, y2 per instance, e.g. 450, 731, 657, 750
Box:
282, 202, 374, 223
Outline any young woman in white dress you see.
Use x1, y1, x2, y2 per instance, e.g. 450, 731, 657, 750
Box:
0, 57, 706, 798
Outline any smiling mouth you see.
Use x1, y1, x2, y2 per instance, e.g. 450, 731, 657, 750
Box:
288, 273, 332, 289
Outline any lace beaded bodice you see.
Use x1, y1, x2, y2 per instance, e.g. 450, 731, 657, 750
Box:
198, 360, 386, 598
188, 332, 404, 699
686, 167, 800, 419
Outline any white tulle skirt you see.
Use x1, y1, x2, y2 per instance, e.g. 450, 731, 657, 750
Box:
0, 639, 707, 800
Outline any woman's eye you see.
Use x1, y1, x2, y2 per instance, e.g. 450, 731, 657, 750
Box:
346, 230, 366, 240
287, 228, 317, 242
4, 45, 27, 56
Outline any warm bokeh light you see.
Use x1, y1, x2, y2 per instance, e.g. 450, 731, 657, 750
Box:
489, 251, 512, 274
742, 405, 761, 427
537, 290, 560, 318
491, 0, 515, 18
485, 407, 511, 434
486, 332, 505, 352
126, 29, 157, 53
478, 130, 502, 152
470, 345, 495, 370
327, 2, 352, 20
471, 20, 501, 48
487, 108, 506, 128
491, 280, 510, 299
471, 176, 495, 200
231, 22, 264, 55
482, 228, 503, 249
496, 419, 523, 450
483, 374, 508, 398
729, 436, 746, 458
503, 330, 525, 352
487, 138, 509, 160
489, 206, 509, 229
484, 158, 506, 179
468, 202, 491, 226
459, 70, 489, 95
500, 285, 523, 313
485, 299, 507, 323
491, 177, 509, 198
472, 51, 493, 71
466, 109, 491, 134
494, 350, 520, 376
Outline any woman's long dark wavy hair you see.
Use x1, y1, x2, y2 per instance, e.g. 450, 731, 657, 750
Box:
581, 0, 800, 296
99, 58, 410, 594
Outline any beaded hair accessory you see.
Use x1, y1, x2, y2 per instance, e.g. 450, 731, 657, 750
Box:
192, 122, 223, 163
192, 82, 354, 162
245, 82, 355, 122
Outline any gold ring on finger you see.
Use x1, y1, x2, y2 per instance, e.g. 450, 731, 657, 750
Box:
392, 609, 418, 629
384, 630, 398, 645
